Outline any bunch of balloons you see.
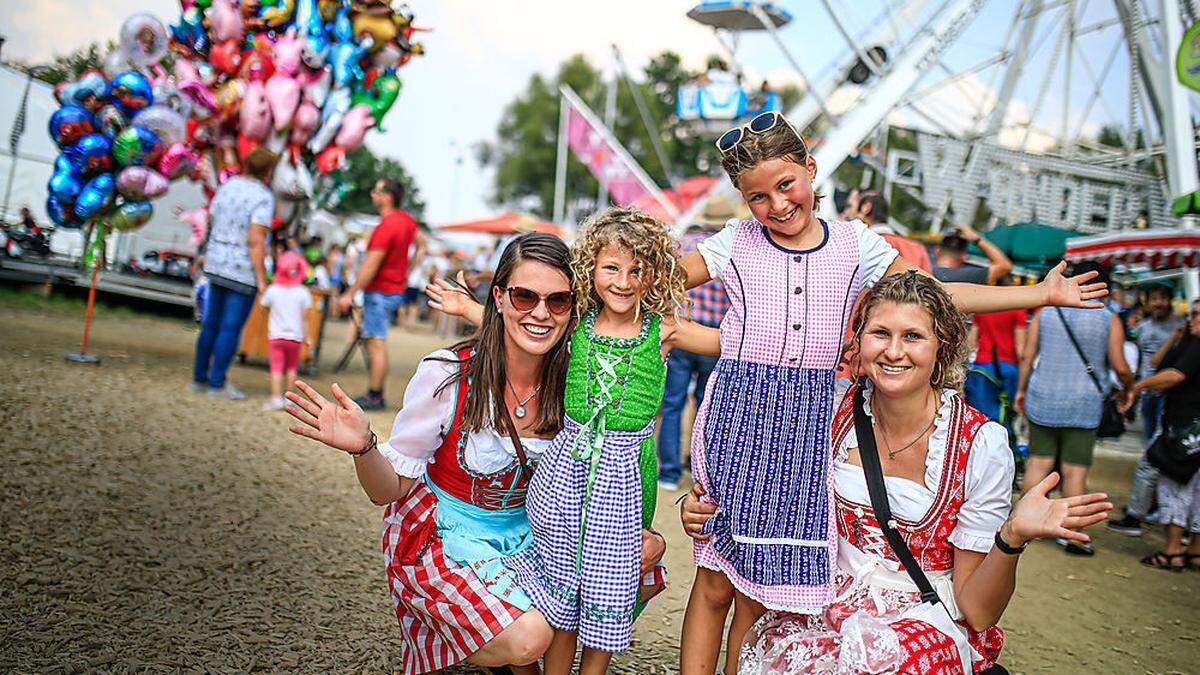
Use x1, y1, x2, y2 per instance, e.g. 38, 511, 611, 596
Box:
46, 0, 425, 233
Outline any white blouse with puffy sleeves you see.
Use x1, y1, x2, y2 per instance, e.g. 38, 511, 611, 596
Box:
378, 349, 553, 479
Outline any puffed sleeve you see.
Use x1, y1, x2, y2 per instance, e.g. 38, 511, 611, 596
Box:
378, 350, 458, 478
950, 421, 1015, 553
695, 219, 739, 280
852, 219, 900, 288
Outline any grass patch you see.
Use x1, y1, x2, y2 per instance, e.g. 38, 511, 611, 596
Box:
0, 284, 188, 320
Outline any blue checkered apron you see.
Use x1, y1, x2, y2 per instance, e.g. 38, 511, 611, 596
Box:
503, 415, 653, 652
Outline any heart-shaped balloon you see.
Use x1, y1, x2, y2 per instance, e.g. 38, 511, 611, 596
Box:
113, 125, 165, 168
48, 166, 85, 204
109, 199, 154, 231
314, 144, 345, 173
66, 133, 114, 176
209, 40, 244, 76
47, 195, 81, 228
158, 143, 200, 179
95, 104, 130, 139
108, 71, 154, 113
74, 173, 116, 220
48, 105, 95, 148
117, 166, 170, 199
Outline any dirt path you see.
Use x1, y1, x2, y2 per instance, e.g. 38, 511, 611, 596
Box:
0, 295, 1196, 673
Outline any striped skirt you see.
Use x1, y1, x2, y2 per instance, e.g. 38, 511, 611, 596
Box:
382, 481, 524, 675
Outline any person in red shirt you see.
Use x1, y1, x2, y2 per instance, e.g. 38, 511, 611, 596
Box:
964, 277, 1028, 425
337, 177, 427, 410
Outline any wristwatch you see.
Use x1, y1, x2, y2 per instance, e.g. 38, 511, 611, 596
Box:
994, 528, 1027, 555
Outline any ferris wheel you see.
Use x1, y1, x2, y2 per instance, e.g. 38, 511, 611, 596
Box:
682, 1, 1198, 228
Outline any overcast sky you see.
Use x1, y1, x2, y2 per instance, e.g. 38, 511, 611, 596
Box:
1, 1, 1150, 224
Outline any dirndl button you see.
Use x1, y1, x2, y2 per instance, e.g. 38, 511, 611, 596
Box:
793, 255, 803, 262
793, 323, 802, 330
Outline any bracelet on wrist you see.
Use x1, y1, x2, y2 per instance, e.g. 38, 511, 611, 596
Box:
347, 430, 377, 457
994, 528, 1027, 555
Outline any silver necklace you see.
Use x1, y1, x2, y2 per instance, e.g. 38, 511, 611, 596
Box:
507, 380, 540, 419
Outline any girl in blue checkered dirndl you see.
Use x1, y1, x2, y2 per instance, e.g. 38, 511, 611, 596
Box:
502, 208, 686, 671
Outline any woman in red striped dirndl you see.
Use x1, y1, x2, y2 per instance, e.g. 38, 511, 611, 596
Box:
288, 233, 666, 674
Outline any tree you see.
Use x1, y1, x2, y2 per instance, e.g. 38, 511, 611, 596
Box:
480, 50, 790, 219
4, 41, 117, 86
328, 145, 426, 219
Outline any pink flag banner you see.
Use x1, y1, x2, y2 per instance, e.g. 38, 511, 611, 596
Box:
560, 85, 678, 218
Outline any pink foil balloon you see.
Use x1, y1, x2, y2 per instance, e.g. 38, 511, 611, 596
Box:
239, 80, 272, 141
273, 29, 304, 76
208, 0, 244, 43
159, 142, 200, 179
116, 166, 170, 199
265, 73, 302, 131
289, 99, 320, 146
334, 104, 375, 150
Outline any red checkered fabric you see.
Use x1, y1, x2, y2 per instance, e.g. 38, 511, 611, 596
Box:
382, 482, 524, 675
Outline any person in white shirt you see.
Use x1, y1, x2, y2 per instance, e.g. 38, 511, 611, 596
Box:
260, 251, 312, 410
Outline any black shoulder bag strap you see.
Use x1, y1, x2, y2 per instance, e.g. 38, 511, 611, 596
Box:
1053, 308, 1104, 395
852, 385, 941, 605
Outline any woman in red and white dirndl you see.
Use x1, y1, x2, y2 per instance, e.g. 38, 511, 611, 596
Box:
379, 348, 552, 675
739, 383, 1012, 674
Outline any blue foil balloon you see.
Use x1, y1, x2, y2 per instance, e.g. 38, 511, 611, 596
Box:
74, 173, 116, 221
46, 195, 81, 229
170, 7, 210, 56
108, 71, 154, 114
109, 200, 154, 231
48, 105, 95, 148
65, 133, 114, 176
54, 154, 74, 175
113, 125, 164, 168
47, 166, 85, 204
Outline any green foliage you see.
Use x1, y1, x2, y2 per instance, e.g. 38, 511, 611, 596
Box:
4, 41, 116, 86
479, 51, 735, 219
329, 146, 426, 219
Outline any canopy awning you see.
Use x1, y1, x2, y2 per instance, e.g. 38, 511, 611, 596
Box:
686, 1, 792, 30
1065, 228, 1200, 269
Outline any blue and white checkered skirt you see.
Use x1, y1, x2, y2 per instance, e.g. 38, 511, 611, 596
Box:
700, 359, 834, 588
503, 415, 653, 652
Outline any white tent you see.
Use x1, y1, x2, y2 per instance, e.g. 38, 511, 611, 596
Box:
0, 64, 205, 264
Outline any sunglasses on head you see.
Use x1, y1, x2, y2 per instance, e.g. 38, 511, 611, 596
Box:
503, 286, 573, 316
715, 111, 807, 155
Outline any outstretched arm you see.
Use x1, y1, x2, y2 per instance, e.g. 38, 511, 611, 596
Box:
953, 472, 1111, 631
683, 250, 712, 290
887, 258, 1107, 314
661, 317, 722, 357
425, 271, 485, 326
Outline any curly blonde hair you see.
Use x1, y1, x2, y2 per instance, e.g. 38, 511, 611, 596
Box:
570, 207, 687, 320
846, 271, 969, 390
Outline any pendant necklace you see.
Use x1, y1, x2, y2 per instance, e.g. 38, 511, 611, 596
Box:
507, 380, 541, 419
876, 395, 937, 460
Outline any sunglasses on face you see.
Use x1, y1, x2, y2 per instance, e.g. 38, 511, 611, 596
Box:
715, 111, 807, 155
503, 286, 573, 316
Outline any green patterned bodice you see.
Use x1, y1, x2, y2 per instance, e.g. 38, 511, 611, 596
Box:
564, 309, 665, 429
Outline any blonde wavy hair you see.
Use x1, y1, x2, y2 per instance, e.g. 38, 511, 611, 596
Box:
570, 207, 687, 320
846, 271, 969, 390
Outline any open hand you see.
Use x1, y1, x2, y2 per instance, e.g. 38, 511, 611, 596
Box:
425, 271, 480, 319
1040, 261, 1108, 309
680, 482, 717, 540
285, 380, 373, 455
1005, 472, 1112, 546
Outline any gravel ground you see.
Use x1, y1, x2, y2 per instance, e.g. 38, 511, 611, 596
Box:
1, 293, 1197, 673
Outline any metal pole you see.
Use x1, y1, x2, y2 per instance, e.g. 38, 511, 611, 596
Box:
612, 44, 677, 185
1061, 0, 1077, 154
553, 93, 568, 225
749, 3, 834, 122
598, 65, 618, 207
1156, 0, 1200, 299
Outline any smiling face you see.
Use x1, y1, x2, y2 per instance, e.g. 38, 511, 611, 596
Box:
860, 301, 940, 399
737, 157, 819, 244
591, 243, 645, 319
492, 259, 572, 356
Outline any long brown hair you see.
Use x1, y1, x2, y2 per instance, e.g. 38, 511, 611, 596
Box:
436, 233, 574, 436
718, 114, 823, 209
845, 271, 969, 390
